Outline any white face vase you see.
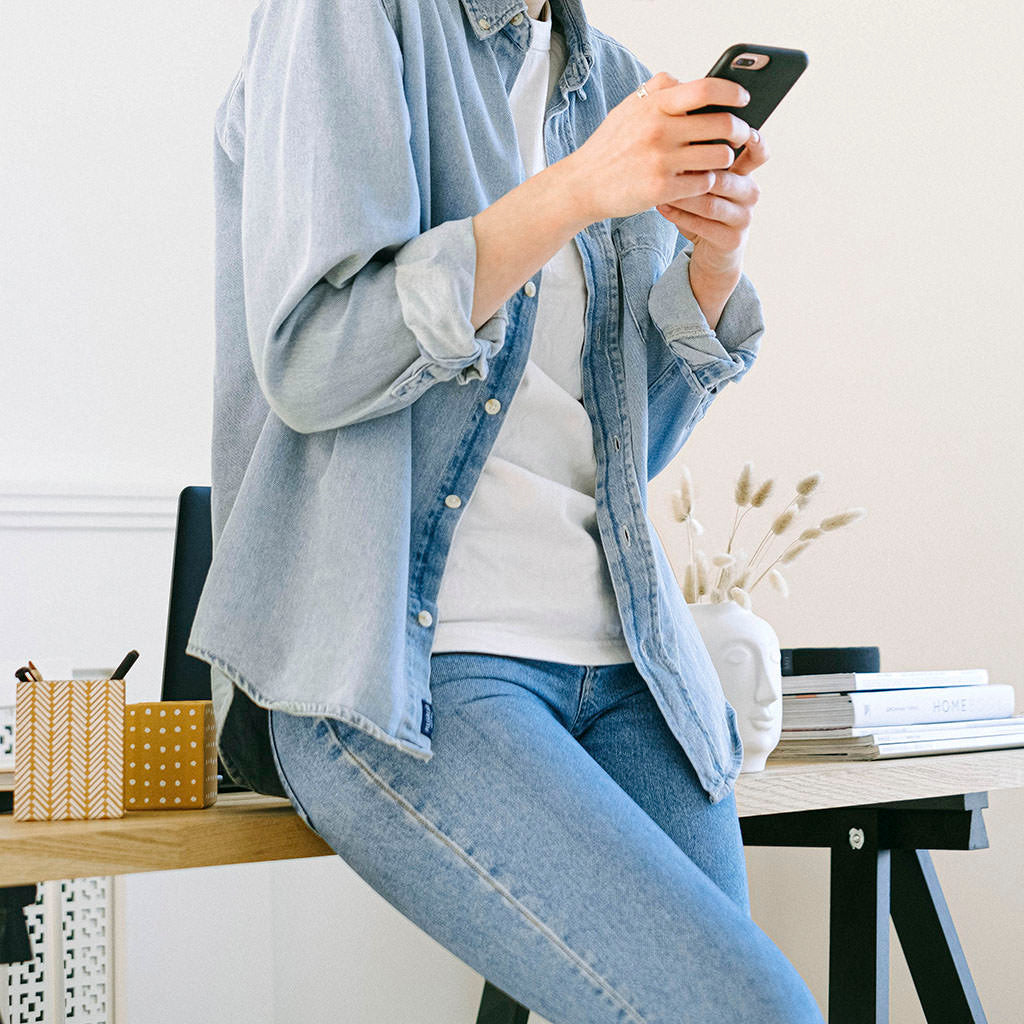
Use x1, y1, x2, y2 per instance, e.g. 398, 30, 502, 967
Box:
688, 602, 783, 772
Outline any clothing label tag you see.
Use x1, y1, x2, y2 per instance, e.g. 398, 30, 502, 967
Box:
420, 699, 434, 738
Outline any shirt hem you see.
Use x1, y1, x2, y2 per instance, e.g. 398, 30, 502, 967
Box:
431, 627, 634, 666
185, 640, 434, 763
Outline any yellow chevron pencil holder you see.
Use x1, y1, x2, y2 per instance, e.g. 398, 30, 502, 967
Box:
123, 701, 218, 810
13, 678, 126, 822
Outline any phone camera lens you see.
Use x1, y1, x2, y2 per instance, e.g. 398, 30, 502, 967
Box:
734, 57, 756, 67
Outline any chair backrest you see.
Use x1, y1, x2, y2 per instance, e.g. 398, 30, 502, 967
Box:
161, 486, 250, 792
161, 486, 214, 703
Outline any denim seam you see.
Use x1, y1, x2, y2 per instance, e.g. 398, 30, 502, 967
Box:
617, 250, 711, 407
567, 666, 592, 734
186, 642, 434, 762
267, 712, 320, 835
339, 744, 649, 1024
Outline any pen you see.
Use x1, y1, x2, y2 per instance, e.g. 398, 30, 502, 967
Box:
111, 650, 139, 680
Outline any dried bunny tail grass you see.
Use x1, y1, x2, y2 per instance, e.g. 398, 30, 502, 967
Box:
780, 540, 811, 564
711, 552, 736, 567
716, 560, 738, 597
768, 568, 789, 597
795, 492, 810, 511
690, 515, 705, 536
735, 462, 754, 506
750, 479, 774, 508
679, 465, 694, 507
729, 586, 752, 610
798, 527, 824, 542
670, 488, 691, 522
820, 507, 868, 531
696, 549, 711, 596
683, 562, 698, 603
796, 472, 822, 497
770, 507, 798, 535
730, 549, 750, 587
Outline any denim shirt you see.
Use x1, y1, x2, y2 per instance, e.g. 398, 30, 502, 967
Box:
187, 0, 765, 805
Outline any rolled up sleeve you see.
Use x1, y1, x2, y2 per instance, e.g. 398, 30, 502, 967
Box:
648, 236, 766, 395
240, 0, 507, 435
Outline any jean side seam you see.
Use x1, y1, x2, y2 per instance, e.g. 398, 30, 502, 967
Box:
267, 712, 320, 835
340, 745, 649, 1024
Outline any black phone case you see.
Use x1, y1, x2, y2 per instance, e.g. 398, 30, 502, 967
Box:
689, 43, 809, 159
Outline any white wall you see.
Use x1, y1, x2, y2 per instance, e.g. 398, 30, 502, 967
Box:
3, 1, 1022, 1022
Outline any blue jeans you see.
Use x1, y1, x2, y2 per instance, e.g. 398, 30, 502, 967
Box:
268, 652, 825, 1024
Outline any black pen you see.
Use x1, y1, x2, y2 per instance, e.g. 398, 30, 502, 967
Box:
111, 650, 139, 680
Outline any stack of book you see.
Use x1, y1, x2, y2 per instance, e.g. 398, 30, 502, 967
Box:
770, 668, 1024, 760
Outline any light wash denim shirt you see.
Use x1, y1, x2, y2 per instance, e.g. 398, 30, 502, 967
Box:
187, 0, 765, 804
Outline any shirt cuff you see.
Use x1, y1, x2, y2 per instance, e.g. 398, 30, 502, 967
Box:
388, 216, 509, 400
648, 248, 765, 393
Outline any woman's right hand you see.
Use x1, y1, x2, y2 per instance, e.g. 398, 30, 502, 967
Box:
569, 72, 755, 224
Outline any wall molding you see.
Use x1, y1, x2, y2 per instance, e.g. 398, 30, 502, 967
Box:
0, 489, 182, 532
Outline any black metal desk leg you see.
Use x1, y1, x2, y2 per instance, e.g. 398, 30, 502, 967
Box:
475, 980, 530, 1024
828, 818, 890, 1024
742, 793, 991, 1024
890, 849, 987, 1023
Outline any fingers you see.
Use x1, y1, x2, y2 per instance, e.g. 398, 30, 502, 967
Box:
681, 111, 754, 149
672, 125, 770, 179
643, 70, 681, 94
654, 75, 750, 116
695, 169, 760, 208
730, 129, 770, 175
668, 168, 720, 199
660, 166, 761, 245
674, 141, 740, 173
668, 188, 753, 231
658, 204, 748, 252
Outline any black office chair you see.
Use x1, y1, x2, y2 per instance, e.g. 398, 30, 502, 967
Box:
161, 486, 249, 792
162, 485, 531, 1023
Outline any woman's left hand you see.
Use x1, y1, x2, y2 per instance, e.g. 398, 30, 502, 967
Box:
656, 127, 770, 286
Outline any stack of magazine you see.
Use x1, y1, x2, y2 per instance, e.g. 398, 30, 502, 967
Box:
770, 668, 1024, 760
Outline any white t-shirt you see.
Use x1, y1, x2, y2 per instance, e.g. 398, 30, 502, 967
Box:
432, 2, 633, 665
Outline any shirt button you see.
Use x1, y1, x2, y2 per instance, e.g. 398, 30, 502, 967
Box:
484, 397, 501, 414
511, 12, 524, 24
477, 17, 490, 29
444, 494, 462, 509
417, 610, 433, 627
524, 280, 537, 297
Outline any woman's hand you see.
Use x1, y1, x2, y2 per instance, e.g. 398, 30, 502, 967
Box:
656, 129, 770, 328
566, 72, 752, 225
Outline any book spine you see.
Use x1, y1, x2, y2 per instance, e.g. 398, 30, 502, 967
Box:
781, 715, 1024, 740
781, 668, 989, 694
851, 684, 1014, 727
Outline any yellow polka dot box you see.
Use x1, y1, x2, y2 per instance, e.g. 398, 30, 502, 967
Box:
14, 678, 217, 821
124, 701, 218, 813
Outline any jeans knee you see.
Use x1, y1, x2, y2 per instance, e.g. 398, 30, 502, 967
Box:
720, 929, 824, 1024
757, 968, 825, 1024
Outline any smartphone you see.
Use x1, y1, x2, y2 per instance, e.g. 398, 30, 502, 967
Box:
689, 44, 809, 160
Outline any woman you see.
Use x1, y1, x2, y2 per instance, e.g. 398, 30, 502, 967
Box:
188, 0, 826, 1020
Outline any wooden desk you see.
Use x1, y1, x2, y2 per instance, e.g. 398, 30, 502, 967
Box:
5, 748, 1022, 1023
